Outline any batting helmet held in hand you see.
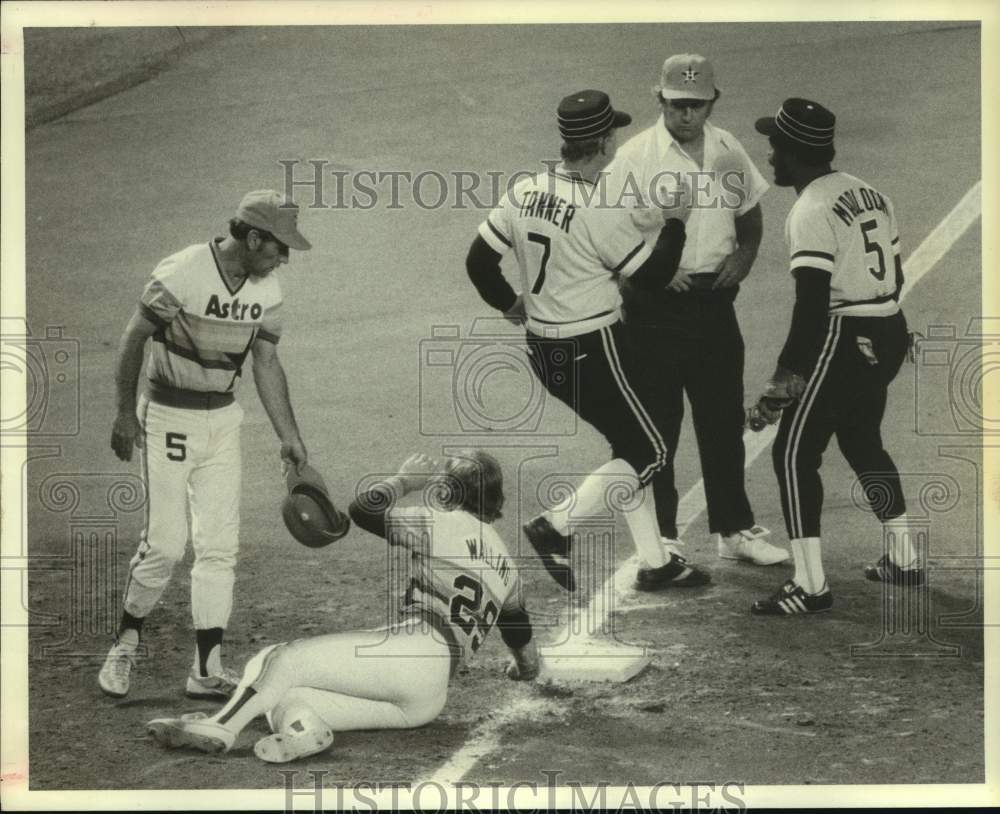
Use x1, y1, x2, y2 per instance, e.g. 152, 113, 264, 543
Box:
282, 464, 351, 548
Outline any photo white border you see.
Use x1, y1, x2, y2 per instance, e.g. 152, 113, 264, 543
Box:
1, 1, 996, 810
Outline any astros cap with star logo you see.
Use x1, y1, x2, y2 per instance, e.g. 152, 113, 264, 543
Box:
655, 53, 718, 101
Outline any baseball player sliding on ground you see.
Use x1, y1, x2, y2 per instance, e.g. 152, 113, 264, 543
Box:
466, 88, 709, 591
100, 191, 312, 698
146, 451, 538, 763
747, 99, 920, 615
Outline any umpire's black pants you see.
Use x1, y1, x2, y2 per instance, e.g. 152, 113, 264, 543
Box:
626, 293, 754, 539
773, 310, 909, 540
525, 321, 668, 485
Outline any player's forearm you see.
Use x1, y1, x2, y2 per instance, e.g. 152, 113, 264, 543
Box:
114, 341, 147, 414
114, 317, 155, 414
252, 355, 301, 443
466, 236, 518, 312
777, 268, 831, 375
348, 476, 410, 540
734, 204, 763, 256
628, 219, 686, 289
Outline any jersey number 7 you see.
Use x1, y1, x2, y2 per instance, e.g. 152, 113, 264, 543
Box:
527, 232, 551, 294
860, 219, 887, 281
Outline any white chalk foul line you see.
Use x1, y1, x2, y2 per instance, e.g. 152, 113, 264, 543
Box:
422, 181, 981, 786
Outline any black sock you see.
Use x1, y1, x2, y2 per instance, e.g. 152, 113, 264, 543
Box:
196, 628, 225, 676
118, 611, 144, 640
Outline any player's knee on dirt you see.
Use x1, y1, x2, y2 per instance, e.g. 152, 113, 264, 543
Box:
400, 688, 448, 728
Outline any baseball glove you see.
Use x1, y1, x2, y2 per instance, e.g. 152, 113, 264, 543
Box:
282, 464, 351, 548
745, 366, 807, 432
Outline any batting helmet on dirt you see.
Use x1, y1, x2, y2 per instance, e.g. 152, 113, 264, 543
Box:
282, 464, 351, 548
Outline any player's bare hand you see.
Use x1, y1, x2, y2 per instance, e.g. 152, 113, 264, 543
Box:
280, 437, 308, 475
110, 413, 144, 461
711, 246, 756, 289
503, 294, 526, 326
397, 452, 441, 493
659, 177, 693, 225
666, 267, 694, 293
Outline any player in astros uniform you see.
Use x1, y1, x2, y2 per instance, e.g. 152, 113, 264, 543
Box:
748, 99, 918, 615
466, 89, 709, 592
100, 190, 312, 697
145, 451, 539, 763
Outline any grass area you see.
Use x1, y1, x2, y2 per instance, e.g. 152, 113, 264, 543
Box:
23, 27, 228, 127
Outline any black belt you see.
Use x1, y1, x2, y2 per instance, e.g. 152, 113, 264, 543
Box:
148, 382, 235, 410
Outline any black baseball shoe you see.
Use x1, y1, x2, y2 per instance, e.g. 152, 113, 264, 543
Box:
634, 553, 711, 591
864, 555, 925, 587
523, 516, 576, 592
751, 579, 833, 616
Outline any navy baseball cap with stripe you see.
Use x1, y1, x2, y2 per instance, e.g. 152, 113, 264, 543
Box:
755, 98, 835, 151
557, 89, 632, 141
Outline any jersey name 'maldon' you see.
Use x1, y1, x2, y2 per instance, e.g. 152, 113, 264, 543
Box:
517, 190, 577, 233
205, 293, 264, 321
831, 185, 889, 227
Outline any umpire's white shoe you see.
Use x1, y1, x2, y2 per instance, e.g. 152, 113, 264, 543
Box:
254, 726, 334, 763
716, 526, 790, 566
185, 666, 242, 700
147, 714, 234, 754
98, 643, 136, 698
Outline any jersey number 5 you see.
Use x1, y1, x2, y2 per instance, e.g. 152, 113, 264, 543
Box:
527, 232, 551, 294
860, 219, 887, 281
450, 573, 499, 653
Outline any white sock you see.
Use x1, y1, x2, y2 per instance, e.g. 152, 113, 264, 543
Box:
117, 628, 139, 651
544, 494, 574, 535
884, 514, 919, 569
545, 459, 664, 568
790, 537, 826, 594
627, 487, 666, 568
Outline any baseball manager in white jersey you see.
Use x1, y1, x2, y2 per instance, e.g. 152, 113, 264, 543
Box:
748, 99, 917, 616
100, 190, 312, 698
467, 89, 710, 593
608, 54, 790, 569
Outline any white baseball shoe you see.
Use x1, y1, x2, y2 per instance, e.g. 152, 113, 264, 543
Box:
147, 712, 234, 754
254, 722, 334, 763
98, 643, 136, 698
185, 666, 242, 699
716, 526, 790, 566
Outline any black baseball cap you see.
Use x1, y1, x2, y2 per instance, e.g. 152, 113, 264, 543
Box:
557, 90, 632, 141
755, 98, 835, 151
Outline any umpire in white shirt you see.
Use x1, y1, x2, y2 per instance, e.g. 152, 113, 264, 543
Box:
608, 54, 789, 566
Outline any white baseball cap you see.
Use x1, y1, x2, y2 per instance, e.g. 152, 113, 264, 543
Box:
655, 54, 718, 101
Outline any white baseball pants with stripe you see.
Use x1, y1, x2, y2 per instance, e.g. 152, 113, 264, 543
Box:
122, 395, 243, 629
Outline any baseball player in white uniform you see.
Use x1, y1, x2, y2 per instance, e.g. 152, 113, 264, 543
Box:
466, 89, 710, 592
748, 99, 917, 615
146, 451, 538, 763
100, 190, 312, 697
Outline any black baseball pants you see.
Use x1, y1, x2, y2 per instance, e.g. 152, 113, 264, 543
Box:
773, 310, 909, 539
627, 294, 755, 538
525, 321, 669, 485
